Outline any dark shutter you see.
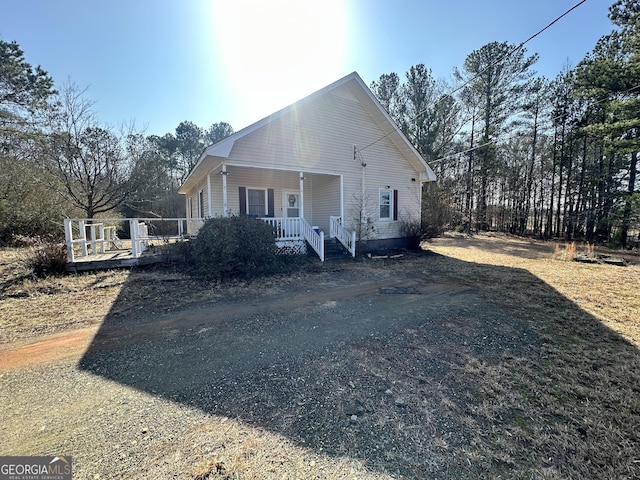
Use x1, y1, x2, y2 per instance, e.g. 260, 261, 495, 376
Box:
267, 189, 275, 217
393, 189, 398, 221
239, 186, 246, 215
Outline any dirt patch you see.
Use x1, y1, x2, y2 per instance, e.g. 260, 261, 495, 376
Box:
0, 327, 97, 370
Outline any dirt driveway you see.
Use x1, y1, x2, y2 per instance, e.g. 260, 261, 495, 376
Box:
2, 243, 639, 479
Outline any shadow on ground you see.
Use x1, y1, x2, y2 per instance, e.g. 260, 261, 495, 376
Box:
79, 253, 640, 478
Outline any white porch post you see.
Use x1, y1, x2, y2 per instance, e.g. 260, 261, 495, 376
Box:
340, 174, 344, 220
207, 172, 212, 217
299, 172, 304, 218
98, 224, 105, 253
222, 164, 228, 217
130, 219, 138, 258
78, 220, 87, 257
64, 219, 74, 263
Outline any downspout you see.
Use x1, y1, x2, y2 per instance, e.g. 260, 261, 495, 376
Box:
358, 146, 367, 198
222, 163, 228, 217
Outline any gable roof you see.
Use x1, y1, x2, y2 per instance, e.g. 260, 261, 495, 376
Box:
179, 72, 436, 194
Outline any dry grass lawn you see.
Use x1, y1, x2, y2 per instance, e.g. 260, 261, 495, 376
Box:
426, 234, 640, 347
1, 233, 639, 479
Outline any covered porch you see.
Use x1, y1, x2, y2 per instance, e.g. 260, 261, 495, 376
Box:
182, 162, 357, 260
187, 163, 344, 231
63, 214, 355, 269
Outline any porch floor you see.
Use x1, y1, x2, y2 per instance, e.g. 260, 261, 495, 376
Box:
65, 249, 166, 272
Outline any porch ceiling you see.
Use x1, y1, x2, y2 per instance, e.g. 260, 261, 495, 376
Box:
179, 158, 341, 194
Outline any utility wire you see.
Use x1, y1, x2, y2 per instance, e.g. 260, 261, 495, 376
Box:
429, 83, 640, 166
356, 0, 588, 155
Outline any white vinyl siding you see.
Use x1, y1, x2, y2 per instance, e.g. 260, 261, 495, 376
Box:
310, 175, 341, 233
182, 80, 426, 240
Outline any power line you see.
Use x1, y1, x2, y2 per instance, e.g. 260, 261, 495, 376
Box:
429, 82, 640, 166
356, 0, 588, 155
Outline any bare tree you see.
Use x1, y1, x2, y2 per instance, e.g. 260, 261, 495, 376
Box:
348, 192, 375, 244
43, 83, 138, 218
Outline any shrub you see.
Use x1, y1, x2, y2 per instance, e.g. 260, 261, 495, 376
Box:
400, 219, 423, 250
191, 216, 278, 280
24, 240, 68, 277
553, 241, 577, 262
585, 242, 596, 259
421, 181, 455, 238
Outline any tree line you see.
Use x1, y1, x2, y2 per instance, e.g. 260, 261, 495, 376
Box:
0, 41, 234, 244
370, 0, 639, 248
1, 0, 638, 248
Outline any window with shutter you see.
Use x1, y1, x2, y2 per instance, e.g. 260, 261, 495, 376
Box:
379, 189, 392, 220
239, 187, 274, 217
247, 189, 266, 216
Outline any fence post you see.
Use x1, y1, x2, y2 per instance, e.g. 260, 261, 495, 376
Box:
351, 231, 356, 257
98, 224, 105, 253
320, 231, 325, 262
89, 224, 98, 255
130, 219, 138, 258
78, 220, 87, 257
104, 227, 112, 251
64, 219, 74, 263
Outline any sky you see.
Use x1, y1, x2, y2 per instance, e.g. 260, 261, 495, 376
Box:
1, 0, 615, 137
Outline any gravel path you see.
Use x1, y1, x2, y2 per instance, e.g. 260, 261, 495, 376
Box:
2, 254, 544, 479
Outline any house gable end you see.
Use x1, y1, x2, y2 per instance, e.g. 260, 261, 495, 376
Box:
179, 72, 436, 196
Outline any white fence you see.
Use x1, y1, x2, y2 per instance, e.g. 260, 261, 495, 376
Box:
299, 218, 324, 261
261, 217, 302, 240
330, 216, 356, 257
262, 217, 324, 261
63, 216, 329, 263
63, 218, 195, 263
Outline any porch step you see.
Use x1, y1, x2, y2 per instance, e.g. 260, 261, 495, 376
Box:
324, 238, 352, 260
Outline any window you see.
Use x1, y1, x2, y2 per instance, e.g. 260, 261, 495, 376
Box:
239, 187, 274, 217
379, 189, 392, 220
198, 190, 204, 218
247, 188, 267, 216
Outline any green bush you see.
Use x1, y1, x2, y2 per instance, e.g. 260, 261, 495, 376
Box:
24, 240, 68, 277
191, 216, 278, 280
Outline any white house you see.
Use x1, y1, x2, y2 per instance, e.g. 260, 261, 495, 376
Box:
178, 72, 436, 261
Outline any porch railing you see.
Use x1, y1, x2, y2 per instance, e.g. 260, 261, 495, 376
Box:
261, 217, 303, 240
261, 217, 324, 261
300, 218, 324, 261
330, 216, 356, 257
63, 218, 196, 263
64, 216, 328, 263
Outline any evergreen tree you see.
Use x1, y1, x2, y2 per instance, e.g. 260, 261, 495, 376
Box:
455, 42, 538, 230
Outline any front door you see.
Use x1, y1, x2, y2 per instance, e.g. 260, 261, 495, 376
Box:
284, 192, 300, 218
283, 191, 301, 237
